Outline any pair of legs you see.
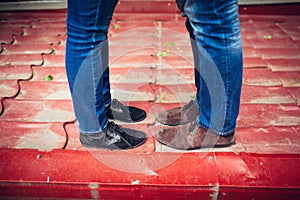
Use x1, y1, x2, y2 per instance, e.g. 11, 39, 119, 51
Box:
65, 0, 243, 150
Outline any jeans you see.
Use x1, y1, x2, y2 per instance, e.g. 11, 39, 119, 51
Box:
66, 0, 118, 134
177, 0, 243, 136
65, 0, 243, 136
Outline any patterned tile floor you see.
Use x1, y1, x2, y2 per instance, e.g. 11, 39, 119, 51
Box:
0, 4, 300, 199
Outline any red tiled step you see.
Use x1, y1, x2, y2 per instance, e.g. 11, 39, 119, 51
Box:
52, 44, 65, 55
14, 35, 61, 45
243, 57, 268, 69
0, 121, 67, 151
109, 46, 157, 57
110, 67, 155, 83
243, 68, 300, 87
241, 85, 296, 104
31, 66, 67, 82
160, 56, 193, 68
23, 27, 66, 36
110, 83, 156, 102
110, 55, 159, 68
31, 21, 66, 28
0, 65, 32, 80
3, 44, 53, 54
245, 38, 300, 49
17, 81, 71, 100
237, 104, 300, 128
0, 80, 19, 99
42, 54, 65, 67
113, 13, 180, 22
266, 58, 300, 72
0, 27, 23, 36
0, 99, 75, 122
236, 126, 300, 154
286, 87, 300, 104
0, 34, 14, 44
257, 48, 300, 59
155, 68, 194, 84
215, 152, 300, 189
160, 21, 188, 33
151, 83, 196, 103
0, 54, 43, 66
0, 149, 299, 198
109, 21, 157, 35
64, 123, 155, 153
0, 11, 66, 21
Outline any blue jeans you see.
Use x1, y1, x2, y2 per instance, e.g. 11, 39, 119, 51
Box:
66, 0, 118, 134
177, 0, 243, 136
66, 0, 243, 136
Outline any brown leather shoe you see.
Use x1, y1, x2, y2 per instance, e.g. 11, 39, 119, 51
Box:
156, 121, 235, 150
156, 100, 200, 126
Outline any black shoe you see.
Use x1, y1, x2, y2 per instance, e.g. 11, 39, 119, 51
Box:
105, 99, 146, 123
79, 121, 146, 149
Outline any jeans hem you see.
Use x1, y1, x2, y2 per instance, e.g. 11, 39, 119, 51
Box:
79, 121, 108, 135
196, 118, 235, 136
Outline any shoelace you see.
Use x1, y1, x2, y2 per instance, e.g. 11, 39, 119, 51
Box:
105, 122, 132, 147
188, 120, 197, 132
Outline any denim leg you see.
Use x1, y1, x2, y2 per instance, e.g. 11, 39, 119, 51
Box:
177, 0, 243, 136
66, 0, 118, 134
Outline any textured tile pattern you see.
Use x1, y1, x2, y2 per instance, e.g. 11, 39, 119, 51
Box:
0, 6, 300, 198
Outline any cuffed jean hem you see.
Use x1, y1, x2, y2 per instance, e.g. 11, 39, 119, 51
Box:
79, 121, 108, 136
196, 118, 235, 136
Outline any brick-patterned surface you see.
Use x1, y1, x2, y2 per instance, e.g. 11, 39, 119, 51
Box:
0, 5, 300, 199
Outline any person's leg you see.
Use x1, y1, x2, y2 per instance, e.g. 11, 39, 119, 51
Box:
156, 0, 243, 149
185, 0, 243, 135
66, 0, 118, 134
66, 0, 146, 149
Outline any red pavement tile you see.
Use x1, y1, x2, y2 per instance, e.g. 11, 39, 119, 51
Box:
51, 44, 65, 55
155, 68, 194, 84
31, 21, 66, 28
3, 43, 53, 54
236, 127, 300, 154
0, 34, 14, 44
243, 68, 300, 87
241, 85, 296, 104
0, 65, 32, 80
42, 54, 65, 67
109, 21, 157, 36
110, 83, 156, 102
14, 35, 61, 45
215, 152, 300, 188
237, 104, 300, 127
0, 54, 43, 66
256, 48, 300, 59
0, 80, 19, 99
113, 13, 178, 22
23, 27, 66, 36
266, 58, 300, 71
0, 27, 24, 36
17, 81, 70, 100
110, 55, 159, 68
0, 99, 75, 122
110, 67, 155, 83
243, 57, 268, 69
152, 83, 196, 103
0, 121, 67, 151
31, 66, 67, 82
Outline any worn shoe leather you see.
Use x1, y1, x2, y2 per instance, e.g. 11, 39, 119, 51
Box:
80, 121, 146, 149
157, 100, 199, 126
106, 99, 146, 123
156, 121, 235, 150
